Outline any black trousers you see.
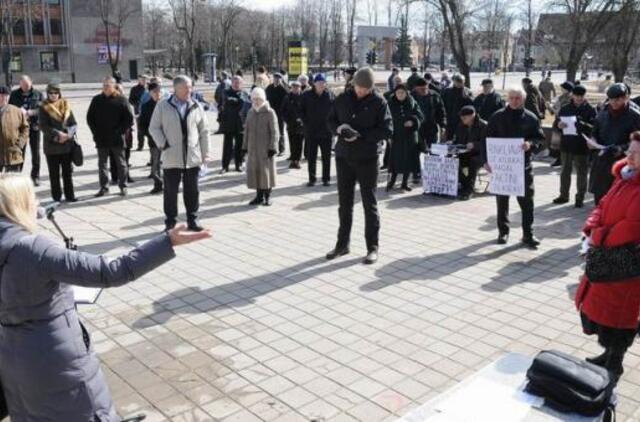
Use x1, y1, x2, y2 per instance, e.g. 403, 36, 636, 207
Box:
308, 136, 332, 183
98, 147, 127, 189
276, 113, 285, 153
458, 158, 479, 196
336, 157, 380, 251
136, 117, 145, 149
496, 169, 534, 237
19, 130, 40, 178
163, 167, 200, 226
288, 131, 304, 162
150, 146, 163, 188
110, 148, 132, 182
222, 131, 244, 170
46, 153, 74, 201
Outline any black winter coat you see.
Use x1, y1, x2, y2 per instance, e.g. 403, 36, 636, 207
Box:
9, 87, 43, 130
219, 88, 250, 134
442, 86, 473, 139
328, 90, 393, 160
139, 98, 158, 148
388, 94, 424, 174
300, 89, 334, 139
552, 100, 597, 155
473, 92, 505, 122
128, 84, 147, 113
454, 116, 487, 166
486, 106, 545, 169
406, 73, 421, 91
86, 93, 134, 148
266, 84, 289, 117
280, 92, 305, 135
413, 91, 446, 147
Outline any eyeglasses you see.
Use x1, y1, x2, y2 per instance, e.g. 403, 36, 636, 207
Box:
47, 91, 59, 95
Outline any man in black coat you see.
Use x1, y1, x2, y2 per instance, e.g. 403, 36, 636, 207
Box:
473, 79, 504, 122
280, 81, 305, 169
327, 67, 393, 264
138, 82, 163, 194
406, 67, 421, 91
486, 87, 545, 248
441, 73, 473, 140
87, 76, 134, 197
9, 75, 43, 185
128, 74, 147, 151
219, 76, 250, 173
412, 77, 446, 182
589, 83, 640, 204
454, 105, 487, 200
300, 74, 335, 186
265, 73, 289, 156
552, 84, 597, 208
424, 73, 441, 94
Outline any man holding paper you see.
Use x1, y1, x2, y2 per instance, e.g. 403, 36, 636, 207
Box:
486, 87, 545, 248
552, 84, 596, 208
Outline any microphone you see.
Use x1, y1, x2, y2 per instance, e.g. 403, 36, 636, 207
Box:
37, 202, 60, 220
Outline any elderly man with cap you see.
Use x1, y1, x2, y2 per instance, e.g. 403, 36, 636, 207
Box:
327, 67, 392, 264
413, 76, 446, 182
486, 86, 545, 248
9, 75, 43, 184
300, 74, 335, 186
522, 77, 545, 120
454, 105, 487, 200
266, 73, 289, 156
0, 85, 29, 173
473, 79, 505, 122
298, 74, 311, 92
552, 84, 597, 208
589, 82, 640, 204
280, 80, 305, 169
441, 73, 473, 141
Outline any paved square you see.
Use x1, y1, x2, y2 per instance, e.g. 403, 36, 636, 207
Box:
30, 93, 640, 421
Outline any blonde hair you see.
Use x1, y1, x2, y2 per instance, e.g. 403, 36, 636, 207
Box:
0, 174, 37, 233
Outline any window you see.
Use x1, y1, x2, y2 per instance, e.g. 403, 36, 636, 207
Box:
13, 19, 25, 36
50, 19, 62, 36
32, 19, 44, 36
10, 53, 22, 72
40, 51, 58, 71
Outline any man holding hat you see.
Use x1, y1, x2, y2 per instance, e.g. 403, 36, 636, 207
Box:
266, 73, 289, 156
442, 73, 473, 141
300, 73, 334, 186
552, 84, 596, 207
0, 85, 29, 173
473, 79, 505, 122
589, 83, 640, 204
327, 67, 392, 264
413, 76, 446, 182
454, 105, 487, 200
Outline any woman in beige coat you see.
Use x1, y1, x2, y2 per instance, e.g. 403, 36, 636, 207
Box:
242, 87, 279, 206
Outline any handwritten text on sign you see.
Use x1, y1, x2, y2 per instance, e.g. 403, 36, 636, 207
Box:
422, 154, 459, 196
486, 138, 525, 197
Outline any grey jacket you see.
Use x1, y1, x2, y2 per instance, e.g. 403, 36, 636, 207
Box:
243, 104, 279, 189
0, 219, 175, 421
149, 95, 210, 169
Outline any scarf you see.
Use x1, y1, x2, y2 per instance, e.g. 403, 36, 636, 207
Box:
42, 98, 71, 123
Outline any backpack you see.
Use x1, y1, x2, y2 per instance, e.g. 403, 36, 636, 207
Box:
526, 350, 616, 420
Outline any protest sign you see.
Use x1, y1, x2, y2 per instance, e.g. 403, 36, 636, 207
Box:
486, 138, 525, 197
422, 154, 459, 197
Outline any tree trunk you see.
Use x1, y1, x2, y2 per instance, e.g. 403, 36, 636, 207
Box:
566, 61, 579, 83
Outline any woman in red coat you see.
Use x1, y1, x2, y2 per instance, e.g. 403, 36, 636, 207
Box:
576, 132, 640, 380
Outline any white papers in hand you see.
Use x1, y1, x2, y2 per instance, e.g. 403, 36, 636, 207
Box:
560, 116, 577, 136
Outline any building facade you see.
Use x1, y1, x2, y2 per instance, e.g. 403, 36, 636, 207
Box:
1, 0, 144, 84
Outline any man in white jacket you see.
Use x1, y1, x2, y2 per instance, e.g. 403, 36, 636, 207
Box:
149, 75, 211, 232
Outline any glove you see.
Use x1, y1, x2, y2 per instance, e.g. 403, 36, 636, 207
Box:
268, 150, 276, 158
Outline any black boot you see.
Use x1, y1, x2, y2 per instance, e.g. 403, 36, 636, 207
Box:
249, 190, 263, 206
262, 189, 272, 206
386, 173, 397, 192
605, 347, 627, 382
586, 349, 610, 367
401, 174, 412, 192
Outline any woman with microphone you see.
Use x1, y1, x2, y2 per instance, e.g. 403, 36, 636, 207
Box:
0, 174, 211, 421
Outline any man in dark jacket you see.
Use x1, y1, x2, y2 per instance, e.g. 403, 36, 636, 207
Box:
473, 79, 504, 121
87, 76, 134, 197
9, 75, 43, 185
128, 74, 147, 151
281, 81, 305, 169
219, 76, 250, 173
413, 77, 446, 182
552, 84, 597, 208
406, 67, 421, 91
300, 74, 334, 186
138, 82, 163, 194
486, 87, 545, 248
522, 77, 545, 120
266, 73, 289, 156
387, 68, 400, 91
589, 83, 640, 204
442, 73, 473, 140
454, 105, 487, 200
327, 67, 393, 264
424, 73, 441, 94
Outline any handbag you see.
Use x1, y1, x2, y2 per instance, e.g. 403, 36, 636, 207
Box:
526, 350, 616, 419
585, 243, 640, 282
71, 138, 84, 167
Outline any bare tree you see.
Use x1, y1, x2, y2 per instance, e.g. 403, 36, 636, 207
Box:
168, 0, 204, 77
143, 2, 170, 75
346, 0, 358, 66
480, 0, 509, 76
215, 0, 244, 70
330, 0, 345, 68
603, 0, 640, 81
98, 0, 140, 78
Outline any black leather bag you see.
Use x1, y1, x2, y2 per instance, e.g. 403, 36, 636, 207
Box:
71, 138, 84, 167
526, 350, 615, 419
585, 243, 640, 282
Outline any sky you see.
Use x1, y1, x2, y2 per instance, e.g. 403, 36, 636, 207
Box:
235, 0, 296, 11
